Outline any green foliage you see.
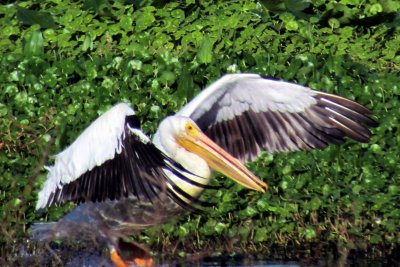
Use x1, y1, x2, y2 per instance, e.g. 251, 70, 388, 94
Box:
1, 0, 399, 263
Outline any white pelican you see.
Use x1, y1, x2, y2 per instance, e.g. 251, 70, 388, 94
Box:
33, 73, 376, 267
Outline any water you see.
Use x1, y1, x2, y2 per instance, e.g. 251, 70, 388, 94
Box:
67, 255, 303, 267
9, 240, 399, 267
191, 260, 301, 267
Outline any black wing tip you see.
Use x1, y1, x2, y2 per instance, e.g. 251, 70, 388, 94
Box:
366, 116, 379, 128
314, 92, 378, 133
315, 92, 375, 115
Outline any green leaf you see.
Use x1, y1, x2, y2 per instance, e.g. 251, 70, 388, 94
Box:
370, 143, 383, 154
328, 18, 340, 28
256, 199, 268, 210
176, 69, 195, 102
17, 7, 57, 29
254, 227, 268, 242
83, 0, 106, 11
352, 185, 363, 195
388, 185, 399, 195
177, 225, 189, 237
214, 222, 227, 234
24, 30, 44, 57
259, 0, 286, 12
197, 35, 213, 64
282, 165, 292, 175
82, 34, 94, 51
322, 184, 331, 196
285, 20, 299, 31
309, 197, 322, 210
285, 0, 311, 12
304, 227, 317, 240
135, 7, 156, 31
369, 3, 383, 15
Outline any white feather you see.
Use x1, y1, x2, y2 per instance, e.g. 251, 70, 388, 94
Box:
178, 73, 317, 122
177, 74, 258, 117
36, 103, 135, 210
129, 127, 150, 144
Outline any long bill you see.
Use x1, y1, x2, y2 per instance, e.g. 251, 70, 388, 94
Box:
178, 131, 268, 192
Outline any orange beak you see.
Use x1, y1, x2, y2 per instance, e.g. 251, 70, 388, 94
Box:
178, 130, 267, 192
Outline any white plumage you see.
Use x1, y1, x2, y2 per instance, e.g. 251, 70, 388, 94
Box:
178, 74, 317, 119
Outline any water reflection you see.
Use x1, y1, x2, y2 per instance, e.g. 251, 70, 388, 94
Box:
13, 240, 398, 267
65, 254, 303, 267
158, 257, 303, 267
196, 261, 301, 267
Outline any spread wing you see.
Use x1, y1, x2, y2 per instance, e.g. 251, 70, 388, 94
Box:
178, 73, 377, 162
36, 103, 199, 210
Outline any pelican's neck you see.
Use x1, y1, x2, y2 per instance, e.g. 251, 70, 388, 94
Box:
153, 122, 211, 179
153, 117, 212, 197
173, 147, 211, 179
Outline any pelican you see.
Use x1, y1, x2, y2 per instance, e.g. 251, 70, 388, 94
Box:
33, 73, 376, 267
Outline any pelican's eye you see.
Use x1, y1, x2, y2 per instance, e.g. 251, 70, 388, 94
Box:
185, 122, 198, 136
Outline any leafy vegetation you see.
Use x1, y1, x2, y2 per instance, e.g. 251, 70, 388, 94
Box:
1, 0, 399, 265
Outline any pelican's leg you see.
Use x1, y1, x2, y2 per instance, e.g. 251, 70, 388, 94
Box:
109, 241, 154, 267
130, 257, 154, 267
110, 246, 130, 267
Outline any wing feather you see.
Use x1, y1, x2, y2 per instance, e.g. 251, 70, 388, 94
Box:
178, 74, 377, 162
36, 104, 204, 210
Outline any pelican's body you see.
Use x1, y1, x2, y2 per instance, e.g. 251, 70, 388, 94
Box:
33, 73, 376, 266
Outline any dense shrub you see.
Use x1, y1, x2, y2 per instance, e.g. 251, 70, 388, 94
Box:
1, 0, 399, 263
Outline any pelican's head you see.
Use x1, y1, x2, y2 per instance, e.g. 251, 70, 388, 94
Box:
158, 116, 267, 192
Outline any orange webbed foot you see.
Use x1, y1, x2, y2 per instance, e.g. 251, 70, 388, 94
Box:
110, 239, 154, 267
